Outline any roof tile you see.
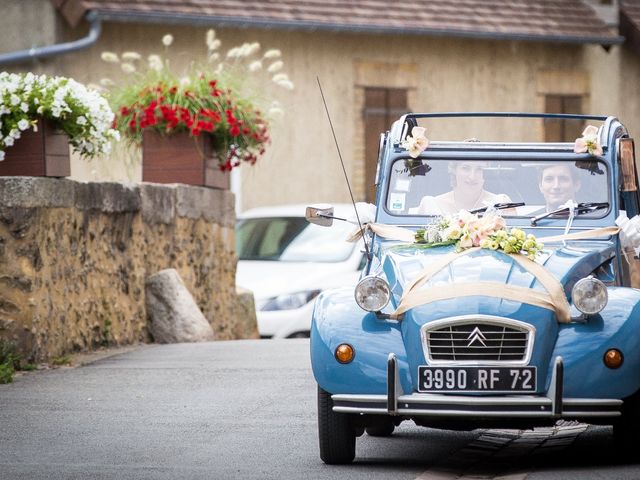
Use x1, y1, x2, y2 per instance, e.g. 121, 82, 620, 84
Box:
53, 0, 621, 44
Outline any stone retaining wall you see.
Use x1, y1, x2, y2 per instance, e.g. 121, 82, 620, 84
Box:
0, 177, 258, 362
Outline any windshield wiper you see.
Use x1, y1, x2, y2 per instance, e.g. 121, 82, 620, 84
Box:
530, 202, 609, 226
469, 202, 525, 215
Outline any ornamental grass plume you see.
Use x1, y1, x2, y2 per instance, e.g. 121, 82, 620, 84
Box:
99, 30, 293, 171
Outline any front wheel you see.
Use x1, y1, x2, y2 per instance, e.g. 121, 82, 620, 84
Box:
318, 386, 356, 464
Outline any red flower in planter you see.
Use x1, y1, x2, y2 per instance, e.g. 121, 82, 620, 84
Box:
100, 30, 294, 171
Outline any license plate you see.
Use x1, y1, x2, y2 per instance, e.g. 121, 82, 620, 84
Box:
417, 366, 536, 393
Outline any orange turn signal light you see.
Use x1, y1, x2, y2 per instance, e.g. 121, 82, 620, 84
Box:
603, 349, 624, 369
335, 344, 355, 364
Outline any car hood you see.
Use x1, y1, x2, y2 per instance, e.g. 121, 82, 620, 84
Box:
382, 240, 617, 305
236, 260, 360, 300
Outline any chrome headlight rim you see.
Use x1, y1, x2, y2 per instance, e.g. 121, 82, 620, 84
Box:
572, 276, 608, 315
354, 275, 391, 312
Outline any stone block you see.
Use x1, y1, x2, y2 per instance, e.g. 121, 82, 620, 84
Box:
175, 185, 235, 227
0, 177, 74, 208
139, 183, 176, 225
75, 182, 140, 213
233, 286, 259, 339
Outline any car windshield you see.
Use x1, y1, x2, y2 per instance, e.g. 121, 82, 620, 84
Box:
237, 216, 357, 262
386, 158, 609, 218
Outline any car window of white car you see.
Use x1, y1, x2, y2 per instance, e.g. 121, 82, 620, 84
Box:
280, 221, 356, 262
237, 217, 356, 262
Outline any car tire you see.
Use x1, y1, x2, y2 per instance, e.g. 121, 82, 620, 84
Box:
318, 385, 356, 464
613, 390, 640, 460
365, 420, 395, 437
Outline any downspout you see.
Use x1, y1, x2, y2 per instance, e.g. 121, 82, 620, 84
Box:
0, 10, 101, 65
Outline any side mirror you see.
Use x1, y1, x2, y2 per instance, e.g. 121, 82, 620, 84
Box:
305, 204, 334, 227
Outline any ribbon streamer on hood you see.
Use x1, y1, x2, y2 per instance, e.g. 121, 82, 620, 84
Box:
348, 223, 620, 323
389, 247, 572, 323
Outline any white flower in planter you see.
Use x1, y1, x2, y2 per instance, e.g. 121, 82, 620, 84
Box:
0, 72, 119, 159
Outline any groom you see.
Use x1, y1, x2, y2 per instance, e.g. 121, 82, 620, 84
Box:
538, 164, 582, 212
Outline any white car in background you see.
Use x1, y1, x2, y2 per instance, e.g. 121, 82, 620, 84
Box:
236, 204, 366, 338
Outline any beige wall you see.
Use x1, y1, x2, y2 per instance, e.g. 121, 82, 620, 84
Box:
0, 0, 60, 55
2, 18, 640, 211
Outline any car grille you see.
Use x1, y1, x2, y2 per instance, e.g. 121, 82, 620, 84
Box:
424, 321, 531, 363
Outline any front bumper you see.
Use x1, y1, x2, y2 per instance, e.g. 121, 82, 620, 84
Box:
331, 354, 622, 420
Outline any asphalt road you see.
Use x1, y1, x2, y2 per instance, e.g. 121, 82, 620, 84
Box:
0, 339, 638, 480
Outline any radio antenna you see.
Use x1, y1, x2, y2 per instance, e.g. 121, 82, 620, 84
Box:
317, 76, 371, 260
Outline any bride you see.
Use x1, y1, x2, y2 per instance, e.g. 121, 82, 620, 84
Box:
413, 161, 510, 215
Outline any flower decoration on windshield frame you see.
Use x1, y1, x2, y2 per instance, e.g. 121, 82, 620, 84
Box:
415, 210, 544, 260
0, 72, 119, 161
574, 125, 603, 157
402, 126, 429, 158
98, 29, 293, 171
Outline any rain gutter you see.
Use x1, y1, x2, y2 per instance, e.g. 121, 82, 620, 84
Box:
94, 10, 624, 46
0, 10, 101, 66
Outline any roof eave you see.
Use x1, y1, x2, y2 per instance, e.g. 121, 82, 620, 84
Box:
91, 10, 624, 46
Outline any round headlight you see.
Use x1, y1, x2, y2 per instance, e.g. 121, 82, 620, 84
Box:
354, 276, 391, 312
572, 276, 608, 315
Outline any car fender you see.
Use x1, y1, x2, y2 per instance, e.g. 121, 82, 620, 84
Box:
310, 287, 410, 395
553, 287, 640, 398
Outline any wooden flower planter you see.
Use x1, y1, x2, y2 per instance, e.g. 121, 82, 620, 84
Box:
142, 130, 230, 189
0, 120, 70, 177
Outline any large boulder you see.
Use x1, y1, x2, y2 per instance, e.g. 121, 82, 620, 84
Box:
145, 269, 214, 343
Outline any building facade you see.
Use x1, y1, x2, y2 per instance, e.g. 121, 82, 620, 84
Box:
1, 0, 639, 211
